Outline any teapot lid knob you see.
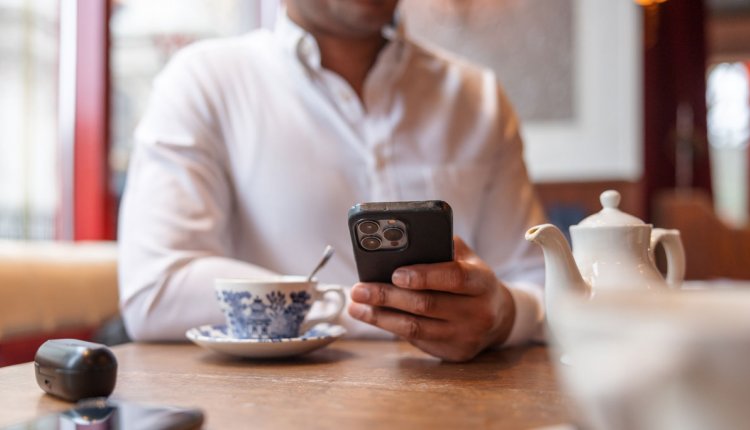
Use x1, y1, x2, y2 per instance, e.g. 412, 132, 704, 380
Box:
576, 189, 646, 227
600, 190, 621, 209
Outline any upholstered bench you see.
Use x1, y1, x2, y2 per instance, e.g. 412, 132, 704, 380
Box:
0, 240, 120, 366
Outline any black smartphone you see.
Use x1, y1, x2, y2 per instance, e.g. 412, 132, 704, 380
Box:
2, 398, 204, 430
348, 200, 454, 283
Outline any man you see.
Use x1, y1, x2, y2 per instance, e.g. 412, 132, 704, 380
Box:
118, 0, 546, 362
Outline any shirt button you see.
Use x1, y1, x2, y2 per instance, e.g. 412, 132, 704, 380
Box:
374, 155, 386, 170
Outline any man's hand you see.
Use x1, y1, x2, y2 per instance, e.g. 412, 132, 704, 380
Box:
347, 236, 516, 362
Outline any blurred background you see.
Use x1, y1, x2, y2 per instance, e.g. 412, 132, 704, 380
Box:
0, 0, 748, 364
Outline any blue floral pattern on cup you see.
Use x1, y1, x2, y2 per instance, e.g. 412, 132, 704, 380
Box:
192, 324, 337, 343
217, 289, 312, 339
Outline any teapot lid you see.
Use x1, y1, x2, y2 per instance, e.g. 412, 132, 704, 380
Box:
577, 190, 645, 227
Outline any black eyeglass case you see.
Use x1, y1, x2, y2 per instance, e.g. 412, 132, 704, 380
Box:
34, 339, 117, 402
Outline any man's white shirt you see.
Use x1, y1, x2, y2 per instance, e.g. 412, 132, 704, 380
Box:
118, 12, 547, 345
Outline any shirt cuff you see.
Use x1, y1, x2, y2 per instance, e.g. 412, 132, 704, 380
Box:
502, 281, 546, 347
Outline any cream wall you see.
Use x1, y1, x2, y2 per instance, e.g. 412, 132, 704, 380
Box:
402, 0, 643, 182
522, 0, 642, 182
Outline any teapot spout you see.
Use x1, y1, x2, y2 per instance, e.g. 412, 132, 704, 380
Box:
526, 224, 591, 299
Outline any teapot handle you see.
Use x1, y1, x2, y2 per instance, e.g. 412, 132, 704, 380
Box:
650, 228, 686, 288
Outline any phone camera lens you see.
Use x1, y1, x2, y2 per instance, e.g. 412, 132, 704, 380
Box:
361, 236, 382, 251
358, 221, 379, 235
382, 228, 404, 241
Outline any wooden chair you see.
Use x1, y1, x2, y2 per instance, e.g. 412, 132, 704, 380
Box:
653, 190, 750, 280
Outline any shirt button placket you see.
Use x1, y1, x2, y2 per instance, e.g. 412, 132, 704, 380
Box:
367, 120, 394, 201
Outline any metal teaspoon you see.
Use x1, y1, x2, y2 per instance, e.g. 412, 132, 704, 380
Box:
307, 245, 335, 282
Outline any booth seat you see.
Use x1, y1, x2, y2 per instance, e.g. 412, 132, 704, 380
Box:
0, 240, 120, 367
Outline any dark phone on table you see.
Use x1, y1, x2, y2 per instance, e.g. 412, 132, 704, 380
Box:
348, 200, 454, 283
2, 398, 204, 430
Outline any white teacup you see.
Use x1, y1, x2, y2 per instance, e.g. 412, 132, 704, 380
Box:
553, 289, 750, 430
214, 276, 345, 339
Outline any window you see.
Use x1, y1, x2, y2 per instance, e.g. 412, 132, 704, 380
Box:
707, 62, 750, 227
1, 1, 279, 240
0, 0, 59, 240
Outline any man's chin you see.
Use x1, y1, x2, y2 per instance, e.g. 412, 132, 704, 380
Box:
331, 0, 398, 33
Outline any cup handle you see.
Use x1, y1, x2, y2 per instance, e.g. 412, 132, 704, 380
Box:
650, 228, 686, 288
300, 284, 346, 334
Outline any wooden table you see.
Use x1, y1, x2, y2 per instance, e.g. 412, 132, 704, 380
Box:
0, 341, 571, 429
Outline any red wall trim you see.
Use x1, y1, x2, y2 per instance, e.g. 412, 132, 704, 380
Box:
74, 0, 114, 240
0, 327, 96, 367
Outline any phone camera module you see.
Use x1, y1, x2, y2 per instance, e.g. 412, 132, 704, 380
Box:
358, 221, 380, 235
361, 236, 382, 251
382, 228, 404, 241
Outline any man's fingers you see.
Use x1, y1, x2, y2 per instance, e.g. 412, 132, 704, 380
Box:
452, 235, 475, 261
347, 303, 455, 342
347, 301, 486, 362
389, 236, 491, 295
391, 261, 487, 296
350, 282, 474, 319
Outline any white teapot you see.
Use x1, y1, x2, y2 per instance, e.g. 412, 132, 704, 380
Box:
525, 190, 686, 334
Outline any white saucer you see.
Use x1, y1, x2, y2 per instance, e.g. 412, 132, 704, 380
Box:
185, 323, 346, 359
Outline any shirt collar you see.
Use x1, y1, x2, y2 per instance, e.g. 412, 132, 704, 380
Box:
274, 8, 407, 72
